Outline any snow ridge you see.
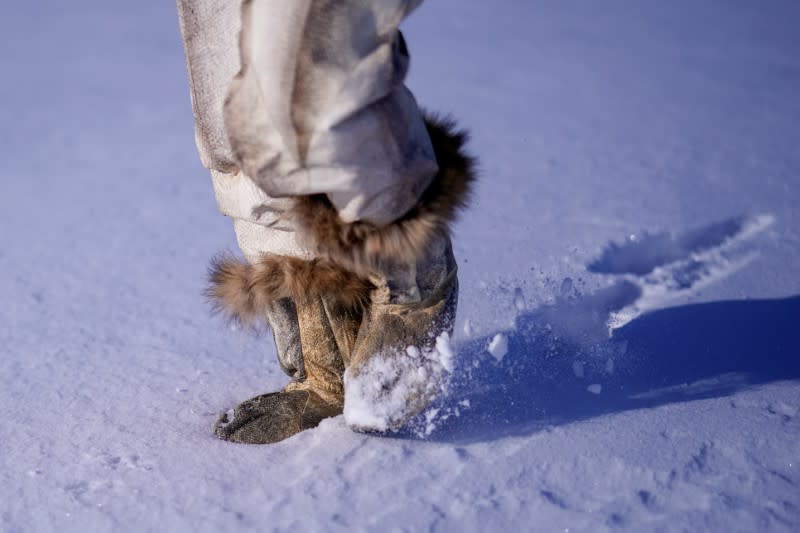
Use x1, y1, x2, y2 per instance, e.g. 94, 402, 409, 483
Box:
607, 214, 774, 329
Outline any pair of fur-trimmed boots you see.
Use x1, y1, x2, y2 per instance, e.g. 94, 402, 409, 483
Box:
207, 116, 475, 443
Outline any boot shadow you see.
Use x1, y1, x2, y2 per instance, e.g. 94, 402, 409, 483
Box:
387, 214, 794, 443
422, 293, 800, 444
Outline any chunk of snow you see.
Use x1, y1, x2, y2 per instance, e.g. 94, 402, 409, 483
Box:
487, 334, 508, 362
572, 361, 585, 379
587, 384, 603, 394
463, 319, 474, 337
406, 345, 421, 359
218, 409, 235, 428
513, 287, 526, 311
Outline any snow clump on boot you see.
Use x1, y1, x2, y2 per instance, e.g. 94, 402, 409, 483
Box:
343, 332, 455, 433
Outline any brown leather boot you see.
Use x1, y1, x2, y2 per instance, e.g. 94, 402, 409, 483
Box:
343, 233, 458, 433
214, 294, 362, 444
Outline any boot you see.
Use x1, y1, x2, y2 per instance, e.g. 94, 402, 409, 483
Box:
343, 233, 458, 432
265, 297, 304, 381
214, 294, 362, 444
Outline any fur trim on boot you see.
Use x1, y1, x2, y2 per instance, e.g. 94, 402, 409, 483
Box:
206, 254, 372, 327
289, 113, 477, 277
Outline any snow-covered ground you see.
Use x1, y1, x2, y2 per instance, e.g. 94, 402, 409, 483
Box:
2, 1, 799, 531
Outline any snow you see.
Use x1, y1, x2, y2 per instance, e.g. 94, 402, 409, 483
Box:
344, 333, 455, 434
587, 384, 603, 395
487, 334, 509, 363
2, 0, 800, 531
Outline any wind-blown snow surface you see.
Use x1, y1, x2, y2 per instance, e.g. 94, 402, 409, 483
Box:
2, 1, 800, 531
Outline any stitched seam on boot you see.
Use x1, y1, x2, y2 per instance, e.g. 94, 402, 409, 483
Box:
291, 376, 342, 405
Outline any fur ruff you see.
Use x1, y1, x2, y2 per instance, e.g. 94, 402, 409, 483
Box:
205, 114, 475, 324
290, 113, 477, 276
206, 254, 373, 327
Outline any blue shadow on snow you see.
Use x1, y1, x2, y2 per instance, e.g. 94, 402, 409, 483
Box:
421, 294, 800, 444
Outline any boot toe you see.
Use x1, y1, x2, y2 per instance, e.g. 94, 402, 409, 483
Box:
213, 389, 341, 444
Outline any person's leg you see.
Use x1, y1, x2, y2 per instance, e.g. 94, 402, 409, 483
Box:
178, 0, 352, 441
207, 115, 475, 439
178, 0, 476, 442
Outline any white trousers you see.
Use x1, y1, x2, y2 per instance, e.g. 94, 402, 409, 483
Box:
176, 0, 435, 262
